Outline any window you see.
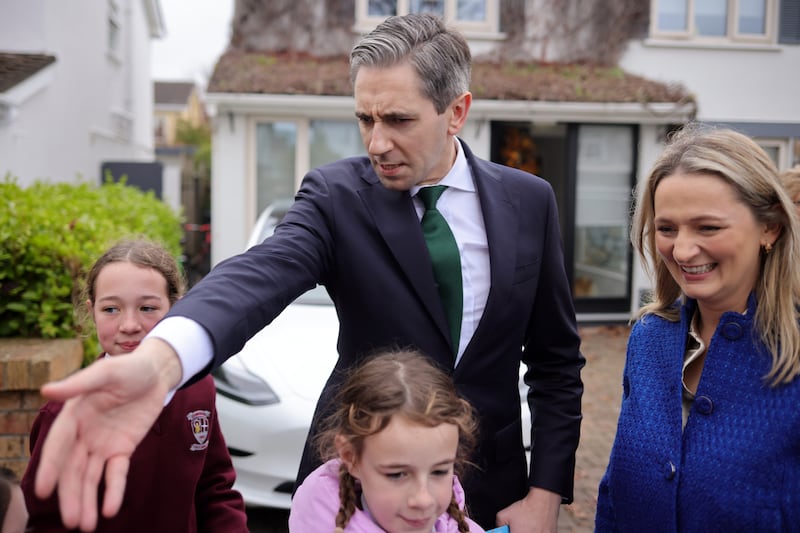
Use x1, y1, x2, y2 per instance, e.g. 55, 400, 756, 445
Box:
651, 0, 776, 43
756, 138, 790, 170
795, 139, 800, 167
111, 111, 132, 142
309, 120, 364, 169
256, 120, 362, 215
256, 122, 297, 216
107, 0, 121, 57
357, 0, 499, 34
573, 125, 634, 300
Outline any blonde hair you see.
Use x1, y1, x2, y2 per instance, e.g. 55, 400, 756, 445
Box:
631, 124, 800, 385
316, 349, 478, 532
780, 165, 800, 201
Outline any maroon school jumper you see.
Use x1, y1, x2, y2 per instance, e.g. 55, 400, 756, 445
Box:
21, 369, 248, 533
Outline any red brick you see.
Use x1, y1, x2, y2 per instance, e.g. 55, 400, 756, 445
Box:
0, 436, 24, 458
0, 411, 31, 434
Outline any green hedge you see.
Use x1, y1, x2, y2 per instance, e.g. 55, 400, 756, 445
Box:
0, 176, 183, 360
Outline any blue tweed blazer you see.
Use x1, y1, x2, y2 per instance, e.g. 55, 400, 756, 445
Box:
596, 296, 800, 532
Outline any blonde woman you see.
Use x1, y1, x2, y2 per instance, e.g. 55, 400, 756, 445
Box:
596, 126, 800, 531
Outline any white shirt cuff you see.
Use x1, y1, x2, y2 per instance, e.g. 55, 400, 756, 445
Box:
147, 316, 214, 402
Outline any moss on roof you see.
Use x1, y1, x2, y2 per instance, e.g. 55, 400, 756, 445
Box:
208, 50, 693, 105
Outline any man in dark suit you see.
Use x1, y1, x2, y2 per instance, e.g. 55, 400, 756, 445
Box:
33, 13, 583, 533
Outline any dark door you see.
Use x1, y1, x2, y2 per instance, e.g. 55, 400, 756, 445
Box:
491, 121, 636, 316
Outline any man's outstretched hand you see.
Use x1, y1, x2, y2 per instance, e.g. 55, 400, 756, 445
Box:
34, 338, 183, 532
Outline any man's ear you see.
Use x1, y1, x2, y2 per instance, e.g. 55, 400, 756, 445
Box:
335, 434, 358, 477
447, 91, 472, 136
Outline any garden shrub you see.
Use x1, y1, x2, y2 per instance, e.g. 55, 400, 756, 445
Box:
0, 176, 183, 363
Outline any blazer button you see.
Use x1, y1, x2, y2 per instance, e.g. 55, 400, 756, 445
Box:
721, 322, 744, 340
695, 395, 714, 415
663, 461, 676, 480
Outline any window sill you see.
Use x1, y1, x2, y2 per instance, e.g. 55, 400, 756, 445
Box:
351, 22, 504, 42
642, 37, 782, 52
106, 51, 123, 66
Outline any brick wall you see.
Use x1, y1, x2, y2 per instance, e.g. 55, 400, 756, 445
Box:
0, 339, 83, 479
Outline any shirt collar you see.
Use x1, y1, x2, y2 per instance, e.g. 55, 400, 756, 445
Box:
411, 137, 474, 196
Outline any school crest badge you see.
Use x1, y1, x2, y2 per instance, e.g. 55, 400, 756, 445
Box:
187, 410, 211, 451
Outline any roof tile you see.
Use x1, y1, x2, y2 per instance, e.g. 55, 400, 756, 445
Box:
0, 53, 56, 93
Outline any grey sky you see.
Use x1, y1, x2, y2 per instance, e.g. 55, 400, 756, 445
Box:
151, 0, 233, 83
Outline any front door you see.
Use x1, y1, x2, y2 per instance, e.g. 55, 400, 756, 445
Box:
491, 122, 636, 317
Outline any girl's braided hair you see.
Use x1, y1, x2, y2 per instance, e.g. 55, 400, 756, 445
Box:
317, 349, 479, 532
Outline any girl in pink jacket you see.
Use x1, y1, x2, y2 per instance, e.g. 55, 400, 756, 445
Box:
289, 350, 484, 533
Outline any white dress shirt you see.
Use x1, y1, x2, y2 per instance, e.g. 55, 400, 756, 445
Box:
149, 137, 490, 388
411, 138, 489, 364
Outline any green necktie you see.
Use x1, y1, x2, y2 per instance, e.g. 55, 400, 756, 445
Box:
417, 185, 462, 355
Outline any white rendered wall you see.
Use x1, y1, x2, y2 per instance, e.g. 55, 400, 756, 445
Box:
209, 110, 249, 266
620, 41, 800, 124
0, 0, 156, 185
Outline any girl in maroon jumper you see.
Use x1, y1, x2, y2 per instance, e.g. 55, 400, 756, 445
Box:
21, 240, 248, 532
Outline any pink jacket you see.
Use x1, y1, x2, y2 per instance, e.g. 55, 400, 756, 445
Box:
289, 459, 484, 532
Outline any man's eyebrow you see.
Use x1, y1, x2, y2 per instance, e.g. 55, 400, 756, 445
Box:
380, 111, 412, 120
354, 110, 414, 120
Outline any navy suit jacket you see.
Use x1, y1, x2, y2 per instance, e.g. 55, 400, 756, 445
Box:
169, 140, 584, 526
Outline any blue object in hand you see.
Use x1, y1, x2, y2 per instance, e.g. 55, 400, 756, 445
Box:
486, 527, 510, 533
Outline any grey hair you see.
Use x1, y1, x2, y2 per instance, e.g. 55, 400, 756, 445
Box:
350, 13, 471, 114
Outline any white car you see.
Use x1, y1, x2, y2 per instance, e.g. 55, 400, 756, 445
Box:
214, 201, 531, 509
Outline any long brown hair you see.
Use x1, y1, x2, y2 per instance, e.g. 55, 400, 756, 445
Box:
76, 239, 185, 339
85, 239, 184, 305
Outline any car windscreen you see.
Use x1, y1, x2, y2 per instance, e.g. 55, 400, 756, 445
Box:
295, 285, 332, 306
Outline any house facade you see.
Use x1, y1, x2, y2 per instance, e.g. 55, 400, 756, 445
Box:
153, 80, 213, 282
153, 80, 209, 214
619, 0, 800, 311
0, 0, 165, 187
206, 0, 798, 320
621, 0, 800, 167
154, 80, 207, 146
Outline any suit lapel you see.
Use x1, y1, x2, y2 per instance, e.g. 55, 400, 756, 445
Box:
354, 144, 520, 358
357, 176, 451, 342
460, 146, 519, 363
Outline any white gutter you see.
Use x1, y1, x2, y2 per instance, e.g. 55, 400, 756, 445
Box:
470, 99, 696, 124
205, 93, 354, 118
205, 92, 696, 124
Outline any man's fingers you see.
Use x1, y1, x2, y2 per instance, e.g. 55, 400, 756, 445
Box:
32, 349, 169, 530
102, 456, 130, 518
35, 399, 80, 500
78, 454, 105, 532
57, 434, 88, 529
40, 359, 113, 402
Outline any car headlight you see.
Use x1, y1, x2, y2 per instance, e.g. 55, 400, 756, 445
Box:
212, 358, 280, 406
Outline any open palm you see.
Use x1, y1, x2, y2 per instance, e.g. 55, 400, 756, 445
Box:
34, 339, 180, 531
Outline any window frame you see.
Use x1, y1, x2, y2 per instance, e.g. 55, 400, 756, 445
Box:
107, 0, 122, 60
649, 0, 777, 44
355, 0, 499, 35
756, 137, 791, 170
250, 117, 363, 222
